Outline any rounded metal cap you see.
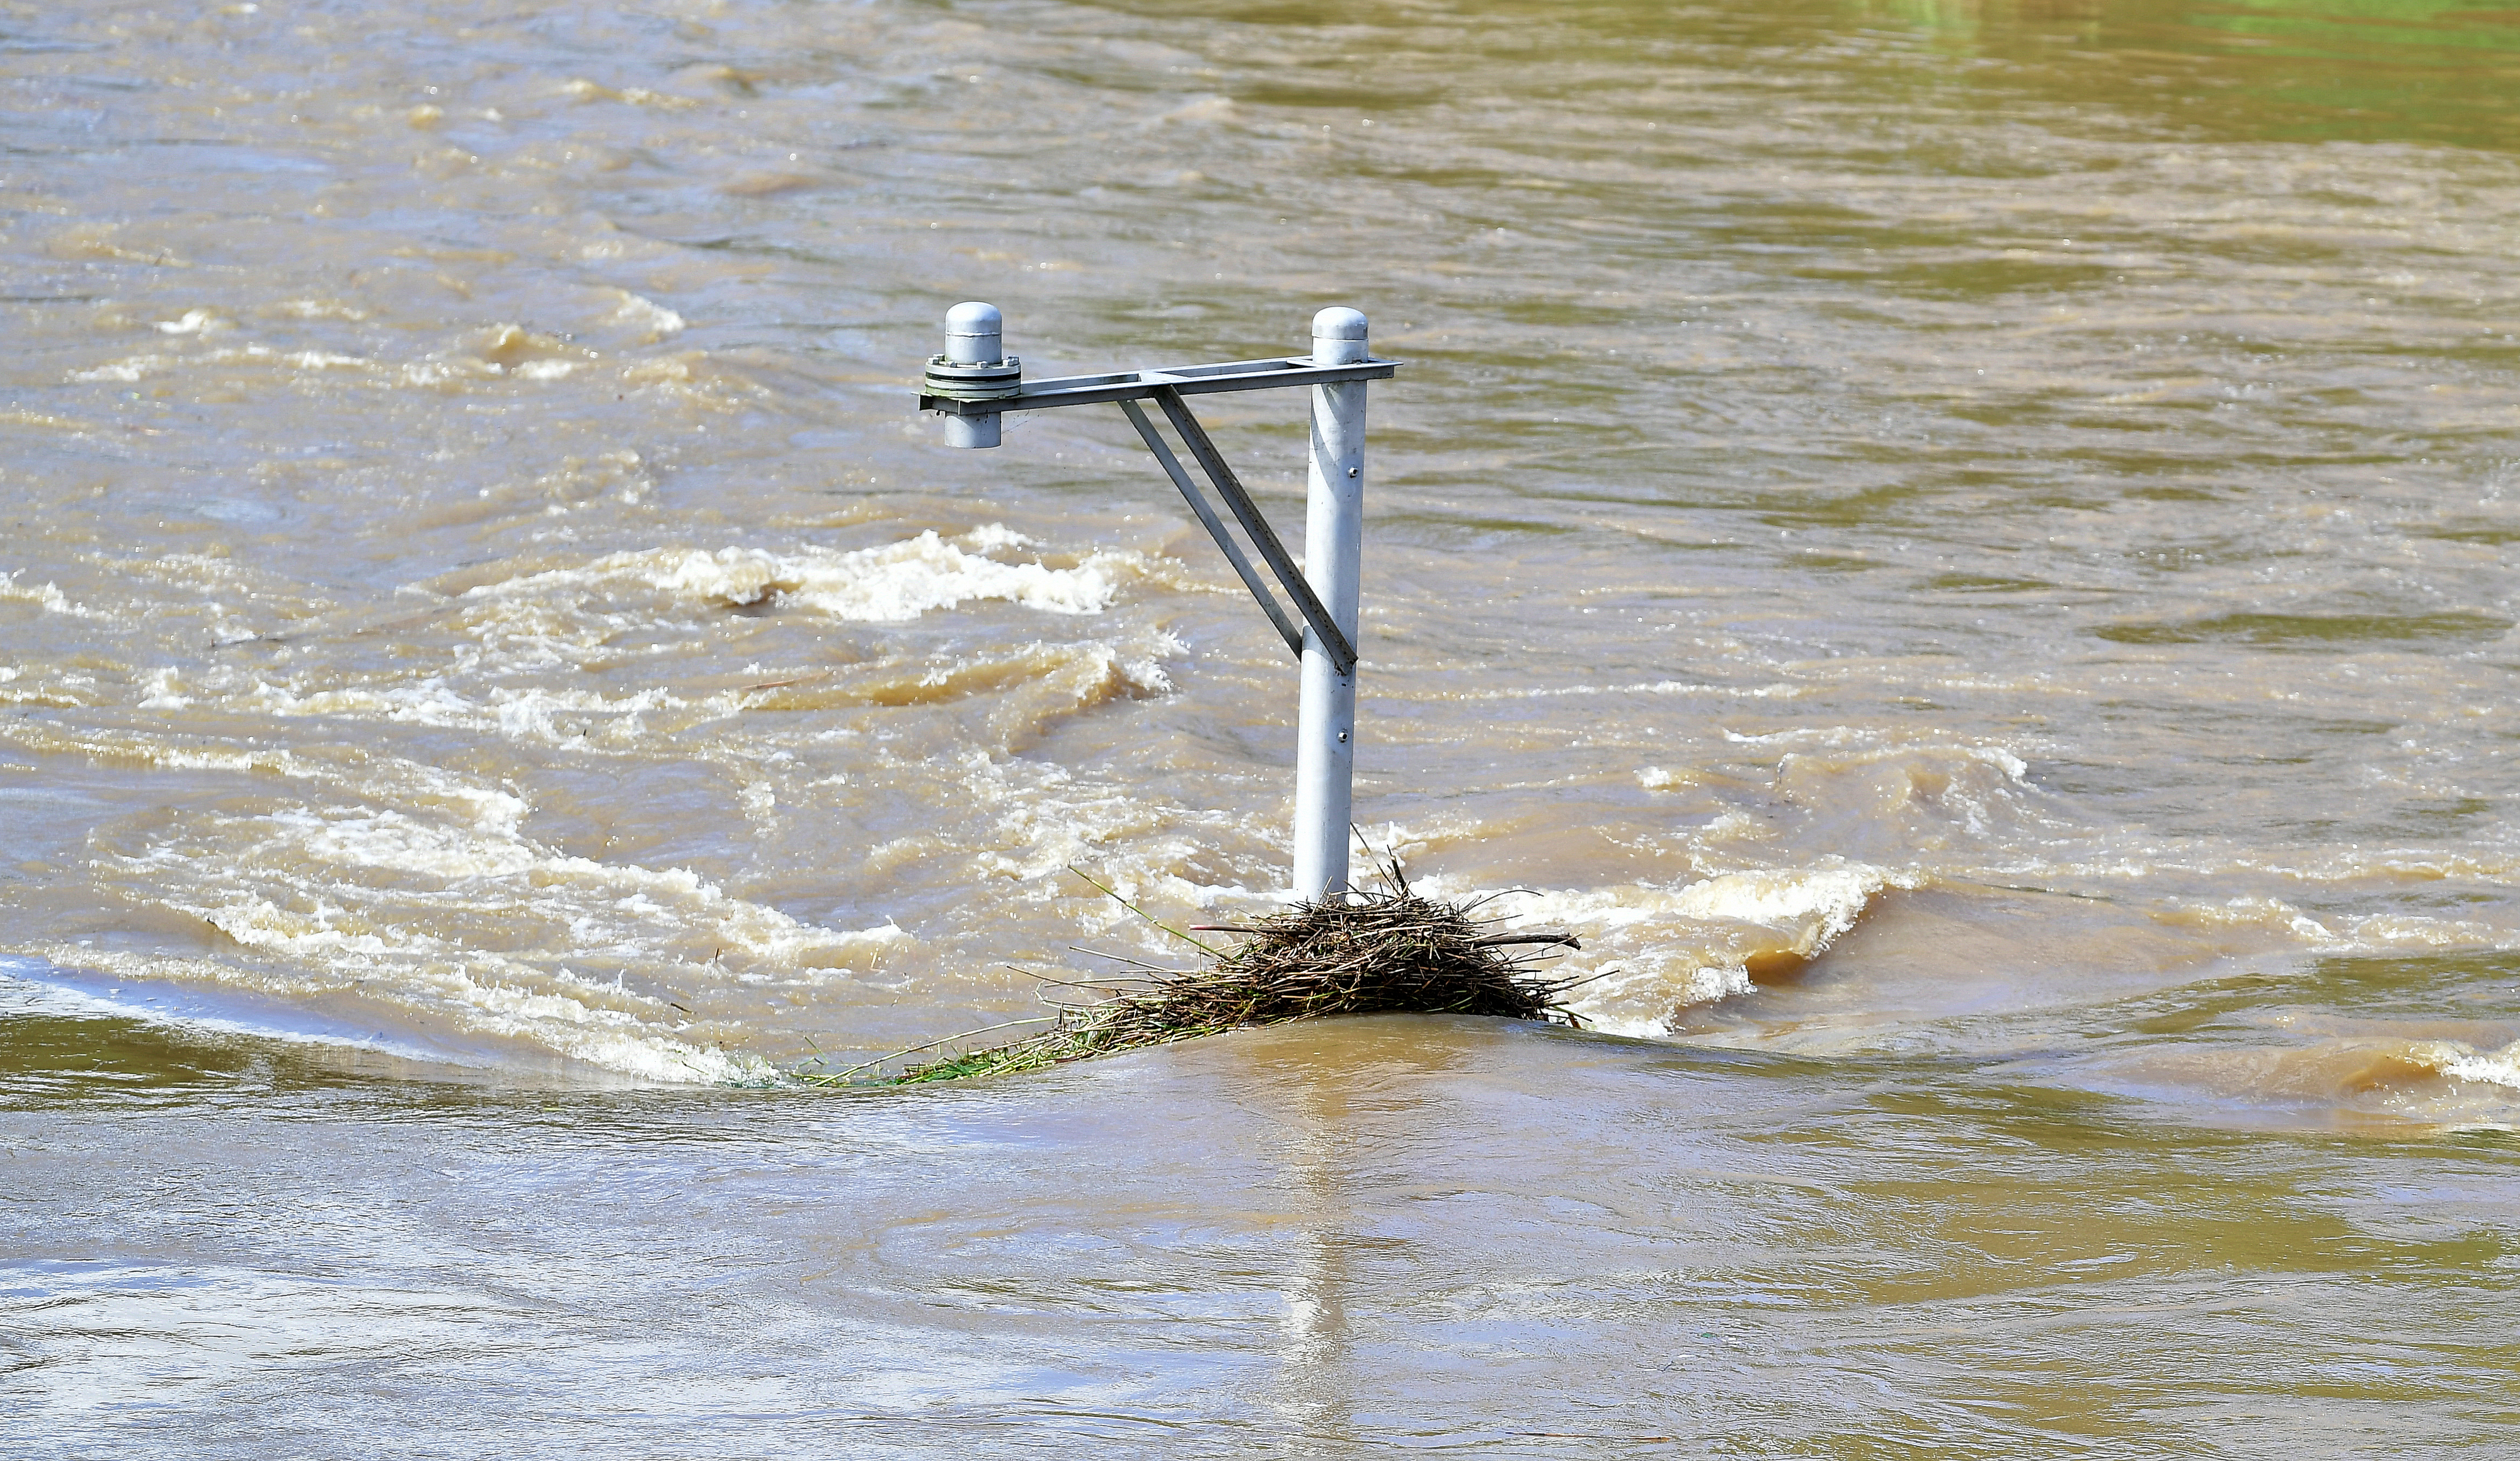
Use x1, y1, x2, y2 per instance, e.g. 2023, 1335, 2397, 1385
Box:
943, 301, 1004, 367
1311, 306, 1368, 341
945, 301, 1003, 336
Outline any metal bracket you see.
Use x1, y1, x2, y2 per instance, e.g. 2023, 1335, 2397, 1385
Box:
919, 354, 1397, 416
919, 305, 1385, 899
1120, 391, 1356, 674
920, 354, 1392, 675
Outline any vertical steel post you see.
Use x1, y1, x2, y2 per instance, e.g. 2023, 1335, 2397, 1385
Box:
942, 301, 1003, 449
1292, 307, 1368, 901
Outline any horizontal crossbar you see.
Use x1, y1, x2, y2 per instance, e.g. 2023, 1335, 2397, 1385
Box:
920, 355, 1397, 416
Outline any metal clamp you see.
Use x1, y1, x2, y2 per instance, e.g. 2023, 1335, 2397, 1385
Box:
921, 353, 1022, 401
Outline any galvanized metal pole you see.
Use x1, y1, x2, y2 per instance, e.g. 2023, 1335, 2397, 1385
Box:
1292, 307, 1368, 901
942, 301, 1004, 449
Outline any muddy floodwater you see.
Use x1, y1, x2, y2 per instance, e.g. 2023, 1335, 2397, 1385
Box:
6, 0, 2520, 1452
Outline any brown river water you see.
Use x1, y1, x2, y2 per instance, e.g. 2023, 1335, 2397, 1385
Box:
6, 0, 2520, 1452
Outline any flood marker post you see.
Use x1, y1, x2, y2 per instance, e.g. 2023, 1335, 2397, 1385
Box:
919, 304, 1398, 901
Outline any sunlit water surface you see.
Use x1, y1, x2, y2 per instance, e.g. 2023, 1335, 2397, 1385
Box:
4, 0, 2519, 1451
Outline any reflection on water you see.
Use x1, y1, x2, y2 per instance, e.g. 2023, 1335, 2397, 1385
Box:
6, 1007, 2516, 1454
4, 0, 2519, 1450
1267, 1056, 1364, 1441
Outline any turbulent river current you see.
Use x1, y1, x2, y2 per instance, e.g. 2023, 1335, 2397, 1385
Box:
5, 0, 2519, 1453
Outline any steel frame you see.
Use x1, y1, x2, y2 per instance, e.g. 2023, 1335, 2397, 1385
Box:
920, 356, 1404, 675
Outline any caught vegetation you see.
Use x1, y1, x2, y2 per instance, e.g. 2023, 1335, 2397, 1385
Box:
805, 858, 1589, 1085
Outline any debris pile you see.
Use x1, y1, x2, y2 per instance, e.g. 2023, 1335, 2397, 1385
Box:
815, 862, 1586, 1085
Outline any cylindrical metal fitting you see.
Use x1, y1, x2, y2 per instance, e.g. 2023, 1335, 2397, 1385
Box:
1292, 306, 1369, 900
1310, 306, 1370, 365
941, 301, 1005, 448
944, 301, 1002, 365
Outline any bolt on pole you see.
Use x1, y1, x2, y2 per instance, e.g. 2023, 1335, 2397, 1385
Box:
1293, 307, 1368, 902
919, 302, 1394, 902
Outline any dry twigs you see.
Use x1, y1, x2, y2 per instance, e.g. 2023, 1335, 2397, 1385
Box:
804, 854, 1588, 1086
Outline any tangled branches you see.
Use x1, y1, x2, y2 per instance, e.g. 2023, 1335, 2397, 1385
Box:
810, 861, 1588, 1085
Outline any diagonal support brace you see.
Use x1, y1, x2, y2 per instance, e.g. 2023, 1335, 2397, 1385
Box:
1117, 399, 1307, 661
1148, 386, 1358, 675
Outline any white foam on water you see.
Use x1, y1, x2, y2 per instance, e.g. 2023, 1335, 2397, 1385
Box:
152, 307, 224, 335
1410, 679, 1804, 702
446, 526, 1163, 625
69, 332, 630, 394
937, 747, 1257, 897
629, 530, 1151, 621
244, 677, 484, 727
1775, 743, 2044, 842
960, 523, 1034, 552
2344, 912, 2520, 951
69, 353, 171, 383
2437, 1040, 2520, 1091
238, 675, 718, 751
606, 289, 685, 339
0, 716, 531, 836
1668, 867, 1889, 934
0, 570, 103, 619
2151, 895, 2342, 944
164, 803, 903, 970
207, 617, 1177, 760
2023, 836, 2520, 893
1399, 863, 1899, 1037
490, 685, 691, 745
87, 798, 909, 1082
135, 667, 193, 710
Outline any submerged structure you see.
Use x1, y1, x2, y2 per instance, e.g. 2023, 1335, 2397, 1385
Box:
876, 314, 1584, 1079
919, 301, 1392, 900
